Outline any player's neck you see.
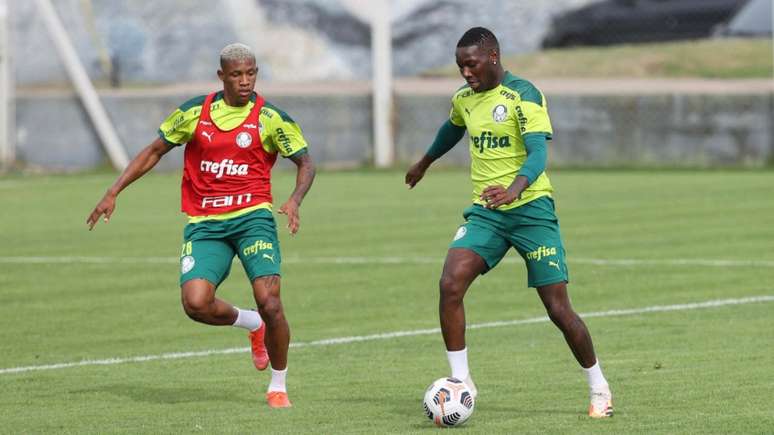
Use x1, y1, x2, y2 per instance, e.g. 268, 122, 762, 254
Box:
222, 92, 250, 108
478, 68, 505, 93
493, 68, 505, 84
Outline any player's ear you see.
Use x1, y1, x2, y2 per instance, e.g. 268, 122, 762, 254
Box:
217, 69, 225, 81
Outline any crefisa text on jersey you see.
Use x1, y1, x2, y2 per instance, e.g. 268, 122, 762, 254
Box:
200, 159, 249, 179
472, 131, 511, 153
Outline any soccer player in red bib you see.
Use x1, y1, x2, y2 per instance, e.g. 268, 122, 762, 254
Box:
87, 43, 314, 408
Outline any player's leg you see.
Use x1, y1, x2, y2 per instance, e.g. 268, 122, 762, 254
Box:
181, 279, 238, 325
235, 209, 290, 407
513, 197, 612, 417
439, 248, 486, 352
536, 282, 596, 367
439, 248, 486, 397
252, 274, 291, 408
507, 197, 599, 367
252, 275, 289, 371
179, 237, 243, 324
536, 283, 612, 417
443, 206, 511, 398
179, 236, 266, 358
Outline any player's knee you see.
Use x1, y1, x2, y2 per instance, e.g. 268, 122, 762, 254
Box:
182, 305, 206, 322
258, 296, 283, 321
546, 302, 573, 327
439, 275, 465, 304
181, 294, 211, 320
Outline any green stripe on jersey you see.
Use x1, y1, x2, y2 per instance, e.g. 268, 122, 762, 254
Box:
263, 101, 295, 123
178, 95, 207, 112
502, 74, 543, 106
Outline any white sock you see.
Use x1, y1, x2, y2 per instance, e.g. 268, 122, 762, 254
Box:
582, 360, 609, 390
268, 367, 287, 393
447, 347, 470, 381
232, 308, 262, 331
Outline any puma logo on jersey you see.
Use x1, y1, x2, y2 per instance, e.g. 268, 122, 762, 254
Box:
201, 131, 214, 142
262, 253, 275, 263
515, 106, 528, 133
243, 123, 257, 129
548, 260, 560, 270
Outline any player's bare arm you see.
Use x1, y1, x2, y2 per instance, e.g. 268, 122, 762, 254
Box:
86, 137, 174, 230
278, 152, 315, 235
405, 154, 435, 189
481, 175, 529, 209
407, 117, 466, 189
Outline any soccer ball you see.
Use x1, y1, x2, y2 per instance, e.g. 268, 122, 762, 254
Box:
422, 377, 475, 427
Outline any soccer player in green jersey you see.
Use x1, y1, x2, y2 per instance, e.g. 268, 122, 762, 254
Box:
405, 27, 613, 418
87, 43, 315, 408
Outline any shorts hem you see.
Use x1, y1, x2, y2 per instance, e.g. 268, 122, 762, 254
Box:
180, 276, 221, 287
528, 277, 569, 289
249, 271, 282, 282
448, 246, 495, 274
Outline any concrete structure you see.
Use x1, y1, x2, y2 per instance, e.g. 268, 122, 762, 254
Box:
11, 0, 770, 171
14, 79, 774, 171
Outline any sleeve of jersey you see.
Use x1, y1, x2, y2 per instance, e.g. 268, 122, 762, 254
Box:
448, 97, 466, 127
517, 134, 547, 184
157, 106, 200, 146
427, 120, 465, 160
516, 95, 553, 139
260, 110, 308, 158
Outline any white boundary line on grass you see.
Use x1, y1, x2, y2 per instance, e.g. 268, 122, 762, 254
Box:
1, 256, 773, 267
1, 295, 773, 376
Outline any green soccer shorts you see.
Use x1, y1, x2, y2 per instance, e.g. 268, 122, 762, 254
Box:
179, 208, 281, 287
449, 196, 569, 288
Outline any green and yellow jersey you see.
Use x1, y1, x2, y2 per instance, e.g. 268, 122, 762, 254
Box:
158, 91, 308, 158
450, 71, 553, 210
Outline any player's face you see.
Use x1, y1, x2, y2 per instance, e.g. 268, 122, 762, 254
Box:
218, 58, 258, 106
455, 45, 498, 92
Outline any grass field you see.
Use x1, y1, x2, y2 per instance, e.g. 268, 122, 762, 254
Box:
1, 169, 773, 434
426, 38, 774, 78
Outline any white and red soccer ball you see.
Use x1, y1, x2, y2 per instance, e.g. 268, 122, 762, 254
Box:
423, 377, 475, 427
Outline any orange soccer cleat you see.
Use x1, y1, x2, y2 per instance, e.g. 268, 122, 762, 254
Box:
266, 391, 292, 408
248, 323, 270, 371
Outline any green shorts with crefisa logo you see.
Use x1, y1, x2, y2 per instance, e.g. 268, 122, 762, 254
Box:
449, 196, 569, 288
179, 208, 281, 287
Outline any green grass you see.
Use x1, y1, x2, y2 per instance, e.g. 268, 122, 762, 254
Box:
426, 38, 774, 78
1, 170, 773, 434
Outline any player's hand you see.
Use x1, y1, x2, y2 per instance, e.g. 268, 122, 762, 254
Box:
278, 199, 300, 235
86, 192, 117, 230
405, 161, 428, 189
481, 185, 520, 209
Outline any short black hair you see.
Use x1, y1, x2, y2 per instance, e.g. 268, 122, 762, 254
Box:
456, 27, 499, 54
